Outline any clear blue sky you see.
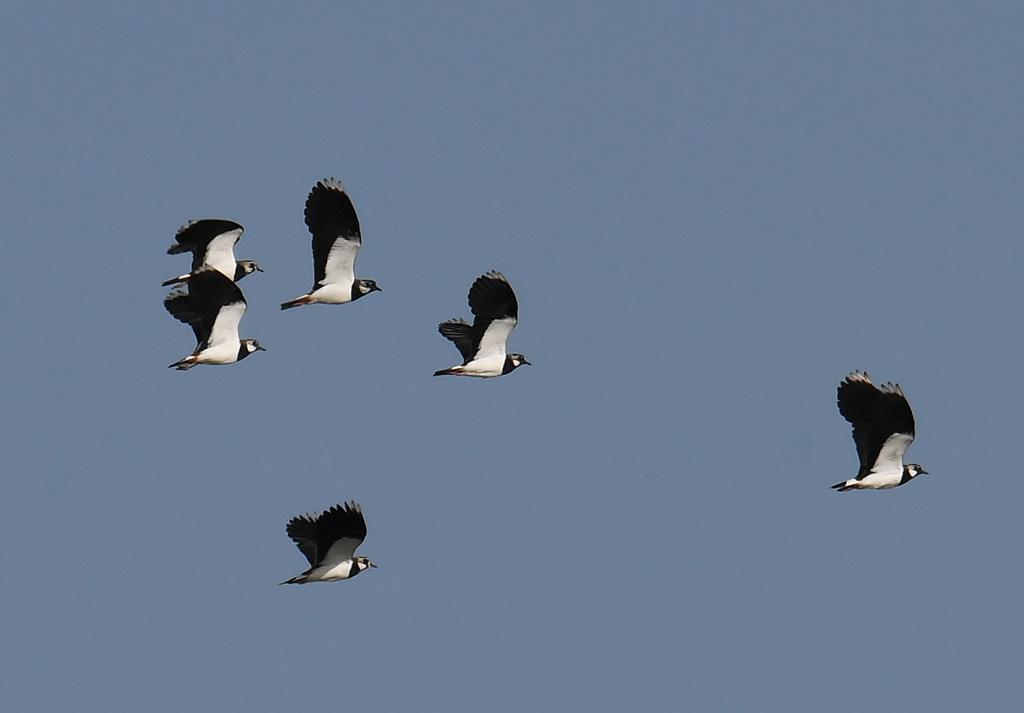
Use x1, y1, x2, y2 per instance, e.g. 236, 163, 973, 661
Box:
3, 2, 1023, 711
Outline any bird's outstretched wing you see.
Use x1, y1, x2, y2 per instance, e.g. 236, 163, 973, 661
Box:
305, 179, 361, 287
837, 371, 916, 478
466, 271, 518, 361
286, 501, 367, 568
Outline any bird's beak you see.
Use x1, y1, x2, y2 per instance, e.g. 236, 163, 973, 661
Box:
255, 265, 264, 272
257, 344, 267, 352
522, 358, 531, 366
370, 561, 378, 568
920, 469, 929, 475
374, 284, 383, 292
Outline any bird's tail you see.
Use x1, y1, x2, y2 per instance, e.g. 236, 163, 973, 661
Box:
161, 274, 188, 287
168, 356, 197, 371
279, 575, 306, 585
433, 368, 456, 376
831, 480, 856, 492
280, 295, 313, 310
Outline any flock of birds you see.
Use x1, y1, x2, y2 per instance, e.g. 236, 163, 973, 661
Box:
161, 178, 930, 584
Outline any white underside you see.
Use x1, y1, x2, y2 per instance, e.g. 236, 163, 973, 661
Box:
848, 469, 903, 489
304, 558, 355, 582
192, 341, 242, 365
450, 354, 506, 378
304, 282, 355, 304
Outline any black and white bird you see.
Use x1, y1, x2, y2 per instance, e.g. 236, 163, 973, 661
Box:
434, 270, 530, 378
281, 501, 376, 584
832, 370, 928, 491
280, 178, 381, 310
163, 218, 262, 287
164, 268, 265, 370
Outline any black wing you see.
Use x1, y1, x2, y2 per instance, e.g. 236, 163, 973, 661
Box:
286, 502, 367, 567
837, 371, 916, 475
468, 271, 518, 323
438, 318, 475, 361
168, 219, 244, 271
466, 271, 519, 359
304, 179, 361, 285
163, 269, 245, 347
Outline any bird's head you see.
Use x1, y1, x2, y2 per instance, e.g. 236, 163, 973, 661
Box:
239, 260, 263, 276
905, 463, 928, 479
358, 279, 382, 295
508, 354, 530, 369
243, 339, 267, 355
356, 557, 377, 572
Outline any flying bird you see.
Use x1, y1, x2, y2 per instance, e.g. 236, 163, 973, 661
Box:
282, 501, 376, 584
163, 218, 262, 286
280, 178, 381, 310
434, 270, 530, 377
832, 370, 928, 491
164, 268, 265, 370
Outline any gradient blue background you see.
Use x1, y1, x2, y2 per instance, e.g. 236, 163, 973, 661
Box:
3, 2, 1023, 710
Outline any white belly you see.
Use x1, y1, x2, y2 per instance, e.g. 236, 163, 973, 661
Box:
309, 283, 353, 304
457, 354, 506, 378
857, 467, 903, 489
196, 342, 240, 365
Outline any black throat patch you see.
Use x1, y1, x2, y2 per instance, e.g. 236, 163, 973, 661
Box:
898, 467, 916, 486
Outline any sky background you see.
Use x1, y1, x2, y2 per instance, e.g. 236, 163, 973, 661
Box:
3, 2, 1023, 711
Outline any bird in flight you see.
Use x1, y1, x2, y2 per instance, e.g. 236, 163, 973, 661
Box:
164, 268, 265, 370
281, 501, 376, 584
281, 178, 381, 310
163, 218, 262, 287
832, 370, 928, 491
434, 271, 530, 378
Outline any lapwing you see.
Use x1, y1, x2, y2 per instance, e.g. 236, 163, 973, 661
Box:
434, 270, 530, 377
280, 179, 380, 309
281, 501, 376, 584
163, 218, 262, 286
164, 268, 265, 370
832, 370, 928, 491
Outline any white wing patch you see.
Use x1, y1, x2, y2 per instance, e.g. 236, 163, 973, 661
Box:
474, 316, 516, 362
321, 536, 361, 568
320, 237, 360, 288
207, 301, 246, 347
872, 432, 914, 473
202, 228, 243, 278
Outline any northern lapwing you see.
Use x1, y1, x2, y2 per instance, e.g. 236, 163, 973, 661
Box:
281, 501, 376, 584
434, 270, 530, 378
163, 219, 262, 287
280, 179, 380, 309
832, 370, 928, 491
164, 268, 265, 370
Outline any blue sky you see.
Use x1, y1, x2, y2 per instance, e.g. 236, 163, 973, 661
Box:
3, 2, 1024, 711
